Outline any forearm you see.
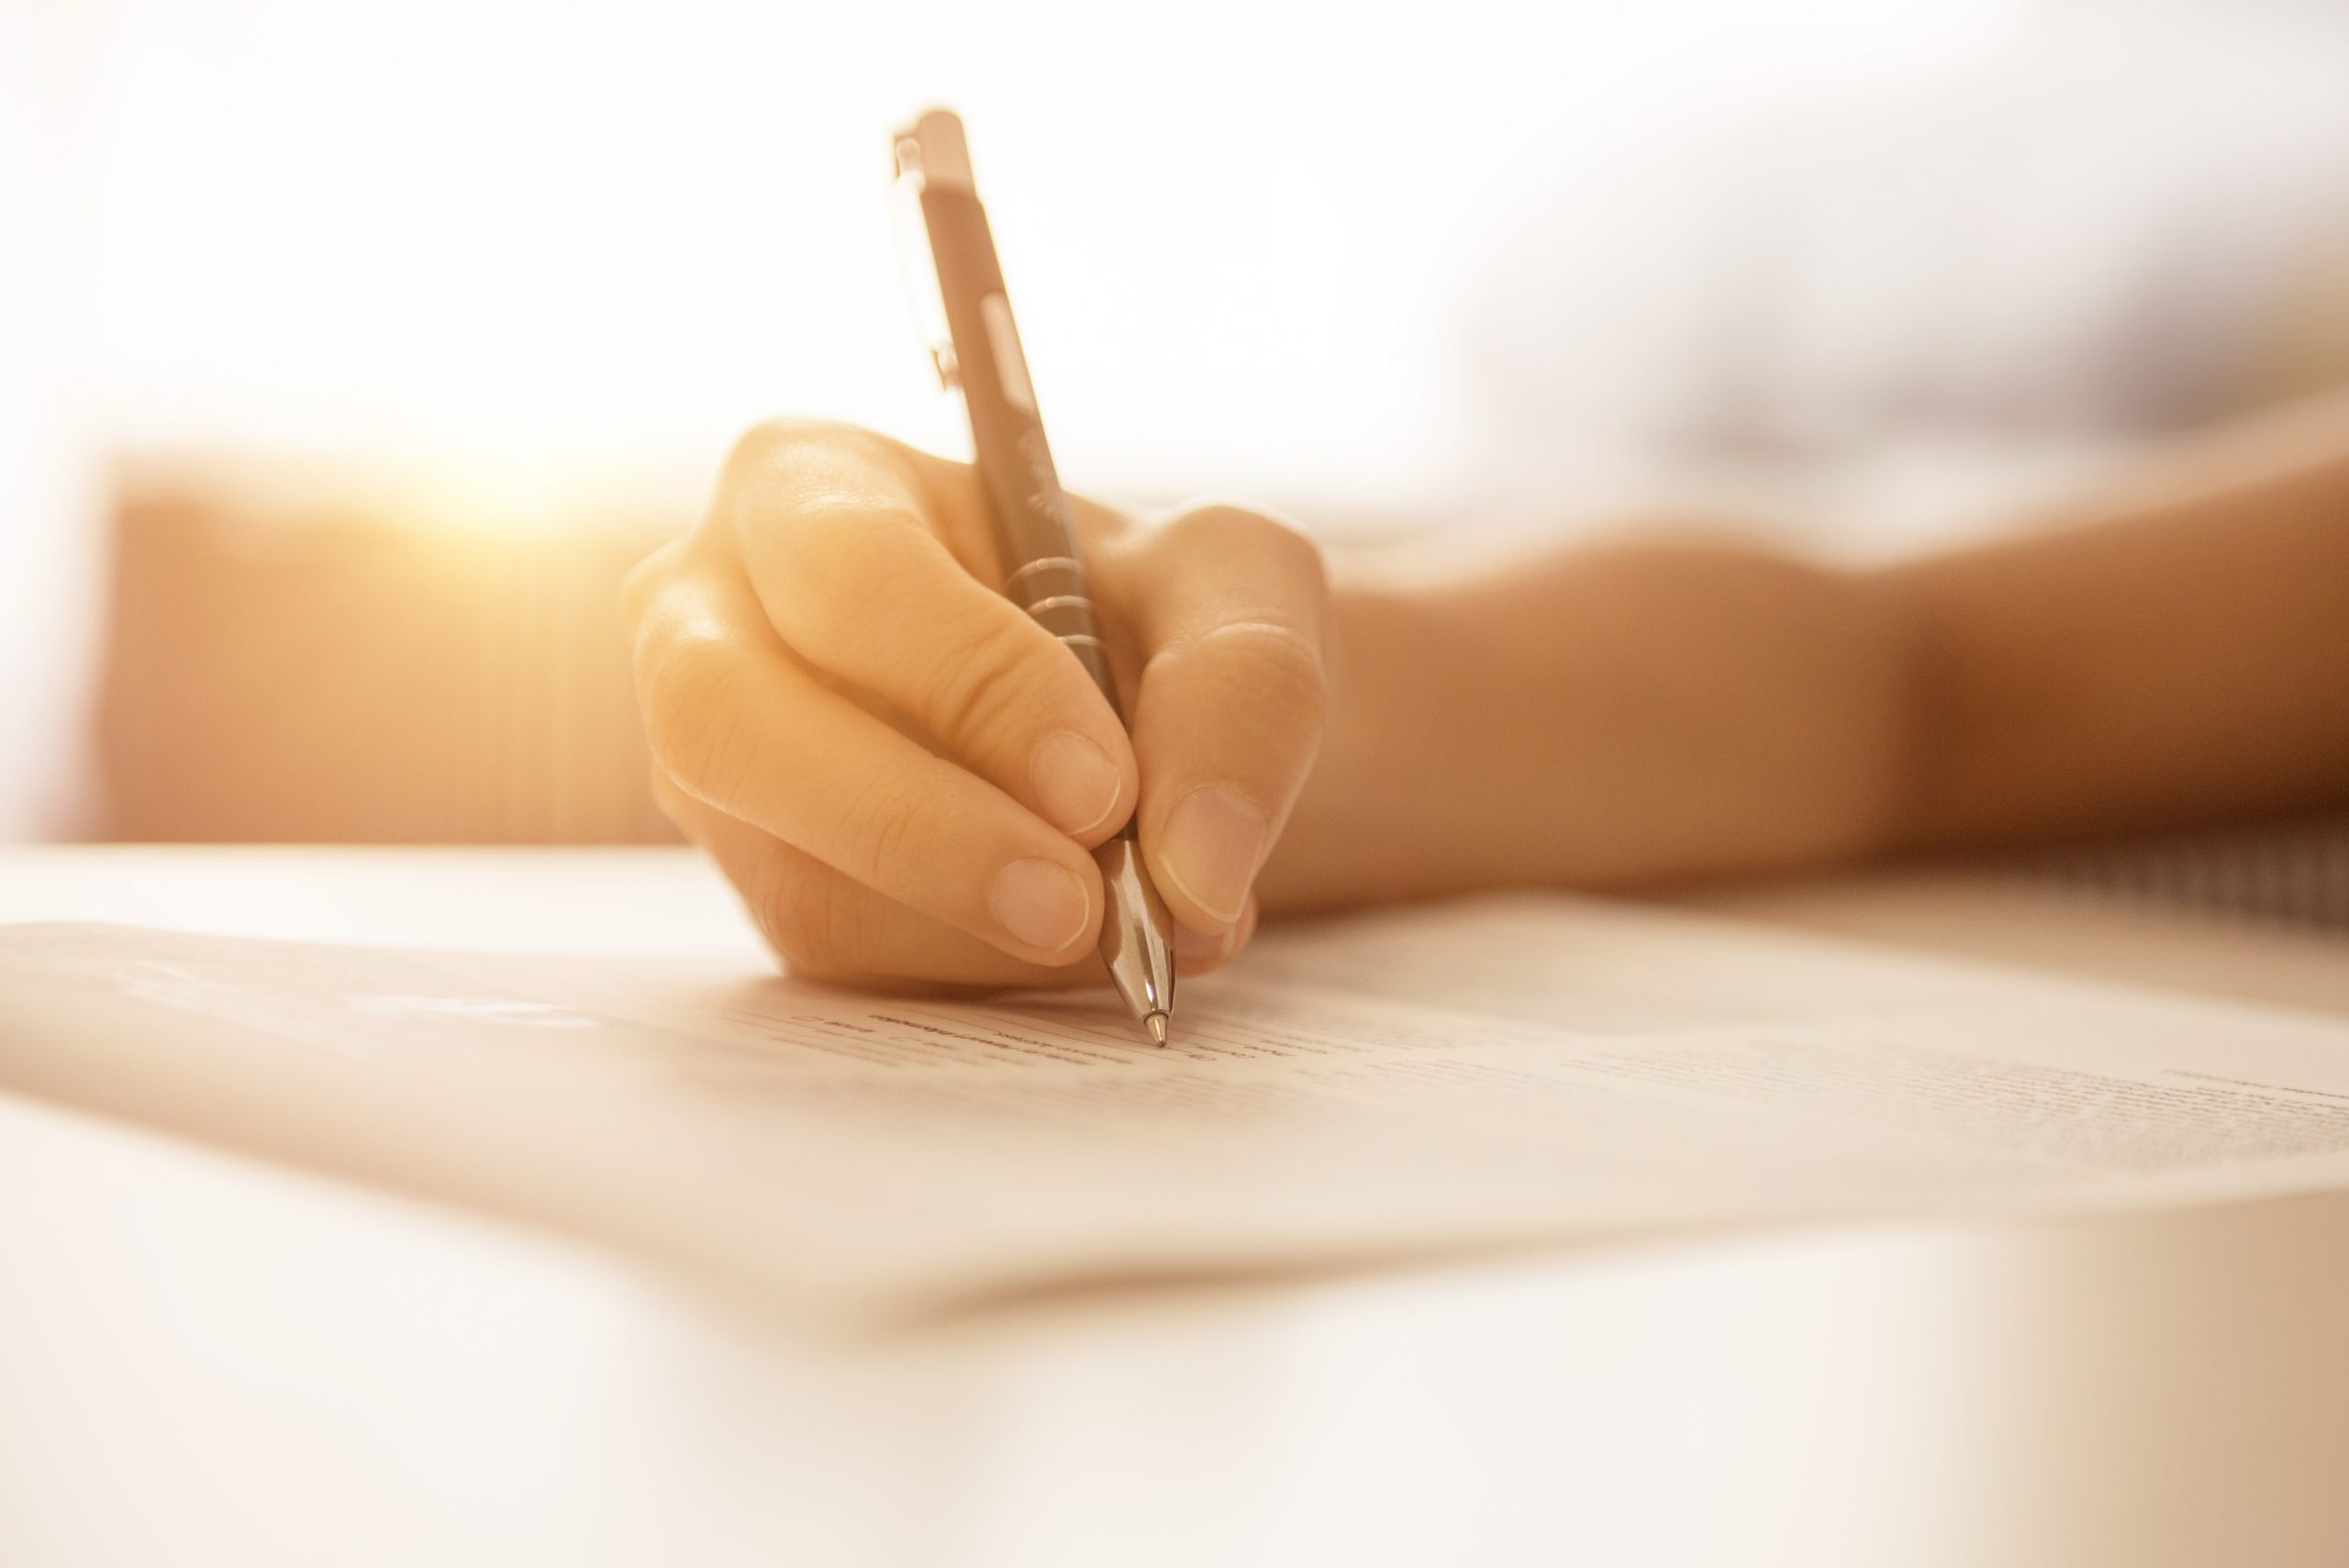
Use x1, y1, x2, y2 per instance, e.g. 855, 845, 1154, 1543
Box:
1877, 395, 2349, 848
1260, 538, 1920, 910
1264, 396, 2349, 914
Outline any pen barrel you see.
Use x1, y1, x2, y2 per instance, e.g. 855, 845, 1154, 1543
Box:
917, 184, 1127, 723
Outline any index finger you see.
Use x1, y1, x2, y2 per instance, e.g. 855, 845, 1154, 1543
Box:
721, 422, 1142, 844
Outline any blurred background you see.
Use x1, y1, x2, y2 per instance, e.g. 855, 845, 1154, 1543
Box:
4, 0, 2347, 847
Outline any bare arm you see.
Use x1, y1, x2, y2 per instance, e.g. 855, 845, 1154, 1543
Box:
1263, 395, 2349, 911
635, 400, 2347, 987
1886, 395, 2349, 847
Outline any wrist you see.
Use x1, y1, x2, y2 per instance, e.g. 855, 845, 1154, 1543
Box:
1255, 565, 1479, 911
1258, 538, 1923, 912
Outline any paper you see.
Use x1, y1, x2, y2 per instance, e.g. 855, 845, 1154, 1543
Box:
5, 895, 2349, 1315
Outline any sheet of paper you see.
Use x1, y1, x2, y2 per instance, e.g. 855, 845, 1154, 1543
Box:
5, 895, 2349, 1316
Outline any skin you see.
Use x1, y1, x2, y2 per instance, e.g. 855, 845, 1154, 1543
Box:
625, 419, 1323, 990
623, 393, 2349, 992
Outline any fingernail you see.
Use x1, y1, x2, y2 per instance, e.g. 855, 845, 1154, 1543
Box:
1177, 898, 1260, 974
989, 858, 1091, 953
1160, 785, 1268, 926
1030, 731, 1123, 837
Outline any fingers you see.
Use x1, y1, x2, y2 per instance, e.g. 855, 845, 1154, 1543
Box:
653, 766, 1255, 987
630, 562, 1105, 968
634, 420, 1320, 993
719, 422, 1140, 846
1106, 504, 1331, 932
1174, 895, 1259, 972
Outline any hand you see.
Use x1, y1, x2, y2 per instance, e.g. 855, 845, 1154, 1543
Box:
624, 420, 1331, 991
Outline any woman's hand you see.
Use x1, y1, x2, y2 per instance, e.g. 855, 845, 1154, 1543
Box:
624, 419, 1331, 991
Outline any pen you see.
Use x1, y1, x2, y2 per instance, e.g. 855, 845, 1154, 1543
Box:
891, 107, 1177, 1047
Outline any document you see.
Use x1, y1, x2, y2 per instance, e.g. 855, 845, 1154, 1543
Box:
5, 895, 2349, 1315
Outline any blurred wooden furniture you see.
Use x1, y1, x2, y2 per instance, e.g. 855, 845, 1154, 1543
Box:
95, 464, 683, 843
3, 846, 2346, 1568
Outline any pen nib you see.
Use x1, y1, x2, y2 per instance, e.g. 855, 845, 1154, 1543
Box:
1144, 1010, 1170, 1048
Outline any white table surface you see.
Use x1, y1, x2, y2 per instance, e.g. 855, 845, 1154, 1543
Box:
4, 846, 2346, 1568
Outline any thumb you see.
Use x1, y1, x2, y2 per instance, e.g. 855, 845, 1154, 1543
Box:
1109, 504, 1330, 931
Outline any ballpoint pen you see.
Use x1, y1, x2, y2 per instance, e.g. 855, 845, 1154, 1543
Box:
891, 107, 1177, 1047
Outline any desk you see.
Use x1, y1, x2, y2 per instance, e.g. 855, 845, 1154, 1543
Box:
3, 847, 2345, 1567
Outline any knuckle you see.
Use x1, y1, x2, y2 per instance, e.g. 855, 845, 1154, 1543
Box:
1264, 517, 1330, 603
618, 539, 683, 626
836, 771, 928, 884
722, 416, 845, 481
1153, 500, 1258, 556
779, 502, 907, 606
1156, 500, 1329, 610
635, 623, 747, 797
718, 420, 798, 503
774, 501, 925, 643
747, 846, 841, 975
1162, 500, 1307, 558
1203, 619, 1329, 729
646, 761, 686, 823
914, 611, 1055, 744
724, 417, 916, 506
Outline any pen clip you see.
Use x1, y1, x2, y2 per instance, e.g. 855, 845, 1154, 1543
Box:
889, 138, 960, 392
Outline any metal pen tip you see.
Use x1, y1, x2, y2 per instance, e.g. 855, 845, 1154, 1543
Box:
1143, 1010, 1169, 1047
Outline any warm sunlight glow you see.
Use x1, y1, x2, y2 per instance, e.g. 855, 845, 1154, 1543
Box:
57, 0, 2022, 516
